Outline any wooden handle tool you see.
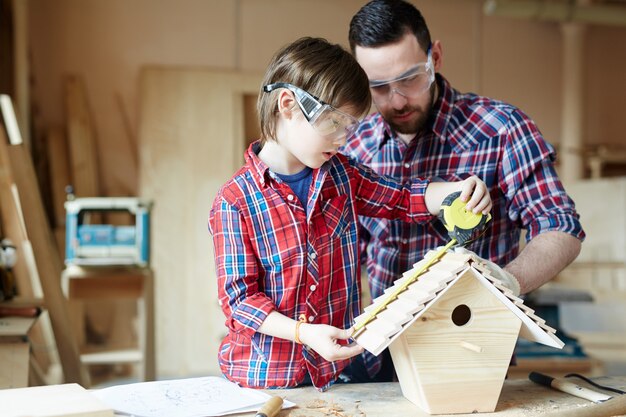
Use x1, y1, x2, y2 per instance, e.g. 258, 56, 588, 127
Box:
529, 371, 612, 403
254, 396, 283, 417
541, 393, 626, 417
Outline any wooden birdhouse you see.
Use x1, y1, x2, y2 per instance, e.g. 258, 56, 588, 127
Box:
353, 250, 563, 415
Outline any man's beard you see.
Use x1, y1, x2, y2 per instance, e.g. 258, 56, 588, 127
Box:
382, 84, 436, 135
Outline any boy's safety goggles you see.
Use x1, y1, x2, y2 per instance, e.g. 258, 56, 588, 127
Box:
263, 82, 360, 141
368, 45, 435, 105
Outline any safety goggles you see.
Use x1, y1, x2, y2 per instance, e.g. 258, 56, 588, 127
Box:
368, 45, 435, 105
263, 82, 360, 141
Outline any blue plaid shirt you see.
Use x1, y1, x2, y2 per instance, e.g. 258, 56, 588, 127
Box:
342, 74, 585, 375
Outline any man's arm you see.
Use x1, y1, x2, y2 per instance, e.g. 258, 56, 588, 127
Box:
505, 231, 581, 295
498, 109, 585, 295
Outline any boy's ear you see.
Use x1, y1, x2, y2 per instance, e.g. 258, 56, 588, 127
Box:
277, 90, 297, 119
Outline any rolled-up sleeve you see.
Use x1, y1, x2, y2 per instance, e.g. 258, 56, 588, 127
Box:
209, 196, 275, 338
500, 109, 585, 242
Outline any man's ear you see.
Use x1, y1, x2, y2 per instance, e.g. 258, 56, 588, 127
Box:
431, 40, 443, 72
277, 89, 297, 119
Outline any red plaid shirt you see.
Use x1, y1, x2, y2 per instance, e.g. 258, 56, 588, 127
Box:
342, 74, 585, 302
208, 142, 432, 390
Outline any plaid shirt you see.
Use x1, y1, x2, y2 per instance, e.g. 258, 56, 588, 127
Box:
342, 74, 585, 302
208, 142, 432, 390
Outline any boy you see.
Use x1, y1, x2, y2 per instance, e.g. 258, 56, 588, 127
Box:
208, 37, 491, 390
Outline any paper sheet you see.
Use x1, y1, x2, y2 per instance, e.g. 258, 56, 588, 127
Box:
92, 376, 295, 417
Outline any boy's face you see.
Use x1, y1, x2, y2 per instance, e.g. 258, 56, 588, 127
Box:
355, 33, 441, 136
263, 88, 359, 174
281, 102, 358, 171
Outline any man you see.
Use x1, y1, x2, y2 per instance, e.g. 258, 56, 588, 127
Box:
342, 0, 585, 380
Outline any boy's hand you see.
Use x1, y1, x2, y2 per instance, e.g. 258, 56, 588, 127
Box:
458, 175, 492, 215
299, 324, 363, 362
424, 175, 492, 215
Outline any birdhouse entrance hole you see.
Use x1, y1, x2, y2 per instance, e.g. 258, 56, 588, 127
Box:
451, 304, 471, 326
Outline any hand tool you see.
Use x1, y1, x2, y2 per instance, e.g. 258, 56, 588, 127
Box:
529, 371, 612, 403
541, 389, 626, 417
353, 191, 491, 334
439, 191, 491, 247
254, 396, 283, 417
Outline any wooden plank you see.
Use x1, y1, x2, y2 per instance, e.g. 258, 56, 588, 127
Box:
365, 317, 402, 339
45, 126, 71, 229
64, 75, 100, 197
0, 95, 89, 385
0, 162, 54, 377
0, 383, 114, 417
138, 68, 262, 377
68, 275, 143, 299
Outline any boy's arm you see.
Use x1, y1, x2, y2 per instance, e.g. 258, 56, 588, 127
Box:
259, 311, 363, 362
209, 197, 276, 337
349, 159, 491, 220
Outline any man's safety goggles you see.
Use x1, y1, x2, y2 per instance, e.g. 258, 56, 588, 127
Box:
368, 46, 435, 105
263, 82, 360, 141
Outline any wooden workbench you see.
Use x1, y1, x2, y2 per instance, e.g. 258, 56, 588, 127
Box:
249, 376, 626, 417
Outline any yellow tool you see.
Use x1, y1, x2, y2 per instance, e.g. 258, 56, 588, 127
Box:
353, 191, 491, 335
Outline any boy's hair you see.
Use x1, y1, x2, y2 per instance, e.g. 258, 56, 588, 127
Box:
258, 37, 371, 144
348, 0, 431, 54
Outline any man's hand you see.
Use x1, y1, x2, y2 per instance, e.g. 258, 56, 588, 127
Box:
454, 247, 521, 296
299, 324, 364, 362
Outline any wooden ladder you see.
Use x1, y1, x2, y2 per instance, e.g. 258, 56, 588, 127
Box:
0, 94, 89, 386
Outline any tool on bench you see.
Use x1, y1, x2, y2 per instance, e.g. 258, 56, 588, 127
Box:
535, 375, 626, 417
353, 191, 492, 335
254, 396, 283, 417
529, 371, 613, 403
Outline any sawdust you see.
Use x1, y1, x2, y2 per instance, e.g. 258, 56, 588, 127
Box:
285, 398, 364, 417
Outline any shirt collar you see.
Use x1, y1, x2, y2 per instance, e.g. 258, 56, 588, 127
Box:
245, 140, 331, 190
245, 141, 272, 188
431, 73, 454, 144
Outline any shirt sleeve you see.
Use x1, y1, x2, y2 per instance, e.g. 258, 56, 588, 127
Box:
348, 158, 432, 222
209, 195, 276, 338
499, 109, 585, 242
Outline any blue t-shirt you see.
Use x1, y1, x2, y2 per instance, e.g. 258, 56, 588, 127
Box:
275, 167, 313, 214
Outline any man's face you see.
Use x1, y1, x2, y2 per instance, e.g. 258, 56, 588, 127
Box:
355, 33, 439, 136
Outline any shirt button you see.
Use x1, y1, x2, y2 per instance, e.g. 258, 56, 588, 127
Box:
402, 239, 408, 244
309, 284, 316, 291
308, 316, 315, 322
310, 253, 317, 260
404, 163, 411, 169
287, 194, 294, 201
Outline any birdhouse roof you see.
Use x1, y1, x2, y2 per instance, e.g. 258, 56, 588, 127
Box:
353, 250, 564, 356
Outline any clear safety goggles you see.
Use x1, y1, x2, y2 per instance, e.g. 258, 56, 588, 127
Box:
368, 46, 435, 105
263, 82, 360, 141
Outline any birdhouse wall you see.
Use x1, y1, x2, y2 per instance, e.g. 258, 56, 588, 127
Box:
389, 270, 522, 414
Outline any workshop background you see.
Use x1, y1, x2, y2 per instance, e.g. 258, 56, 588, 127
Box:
1, 0, 625, 385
